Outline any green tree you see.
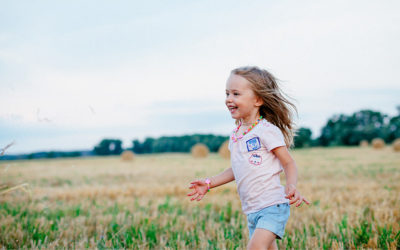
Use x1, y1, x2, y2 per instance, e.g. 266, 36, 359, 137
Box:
94, 139, 123, 155
132, 139, 144, 154
142, 138, 155, 154
294, 127, 312, 148
318, 110, 388, 146
384, 105, 400, 142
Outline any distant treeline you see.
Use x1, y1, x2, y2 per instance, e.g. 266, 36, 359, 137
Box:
0, 150, 95, 161
1, 108, 399, 161
131, 134, 229, 154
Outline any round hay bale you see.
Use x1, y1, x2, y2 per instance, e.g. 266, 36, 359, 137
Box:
371, 138, 385, 149
359, 140, 369, 147
218, 140, 230, 159
393, 138, 400, 152
191, 143, 209, 158
121, 150, 135, 161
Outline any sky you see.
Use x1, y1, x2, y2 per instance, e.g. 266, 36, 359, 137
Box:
1, 0, 399, 154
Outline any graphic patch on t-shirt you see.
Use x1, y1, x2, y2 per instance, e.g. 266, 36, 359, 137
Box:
249, 153, 262, 165
246, 137, 261, 152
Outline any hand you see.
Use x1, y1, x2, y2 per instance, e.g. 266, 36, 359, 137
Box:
285, 184, 310, 207
187, 179, 209, 201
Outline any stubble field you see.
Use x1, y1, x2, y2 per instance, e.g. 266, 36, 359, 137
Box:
0, 147, 399, 249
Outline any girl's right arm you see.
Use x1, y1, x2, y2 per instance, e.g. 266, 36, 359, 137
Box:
187, 167, 235, 201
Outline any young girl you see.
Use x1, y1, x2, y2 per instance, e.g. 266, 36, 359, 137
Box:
187, 66, 309, 250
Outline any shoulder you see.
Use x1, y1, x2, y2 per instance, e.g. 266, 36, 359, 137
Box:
259, 119, 282, 134
257, 119, 286, 150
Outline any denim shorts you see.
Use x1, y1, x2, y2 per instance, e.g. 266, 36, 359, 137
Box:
246, 203, 290, 240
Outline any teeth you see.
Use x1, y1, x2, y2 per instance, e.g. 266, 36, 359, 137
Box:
228, 107, 237, 112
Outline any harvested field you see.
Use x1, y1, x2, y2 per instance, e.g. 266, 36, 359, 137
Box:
0, 147, 399, 249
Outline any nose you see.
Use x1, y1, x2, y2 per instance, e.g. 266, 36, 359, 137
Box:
226, 93, 232, 103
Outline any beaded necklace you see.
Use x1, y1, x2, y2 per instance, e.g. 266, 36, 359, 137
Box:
231, 116, 263, 142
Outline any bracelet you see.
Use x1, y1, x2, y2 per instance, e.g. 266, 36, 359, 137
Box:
205, 178, 211, 192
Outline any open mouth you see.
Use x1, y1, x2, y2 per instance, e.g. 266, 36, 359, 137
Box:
228, 106, 238, 113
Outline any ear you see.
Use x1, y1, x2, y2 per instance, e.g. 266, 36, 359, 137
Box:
255, 96, 263, 107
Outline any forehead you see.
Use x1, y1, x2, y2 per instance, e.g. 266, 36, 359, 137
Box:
226, 74, 252, 90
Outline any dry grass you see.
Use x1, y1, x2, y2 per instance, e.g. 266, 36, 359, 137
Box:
0, 147, 399, 249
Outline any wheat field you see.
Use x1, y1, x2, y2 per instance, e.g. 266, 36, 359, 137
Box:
1, 147, 399, 249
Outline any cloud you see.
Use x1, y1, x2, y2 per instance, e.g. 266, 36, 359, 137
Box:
1, 0, 400, 153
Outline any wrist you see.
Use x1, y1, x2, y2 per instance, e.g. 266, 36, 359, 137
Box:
205, 178, 211, 192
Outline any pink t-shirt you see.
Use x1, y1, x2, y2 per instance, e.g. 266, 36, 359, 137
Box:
228, 119, 289, 214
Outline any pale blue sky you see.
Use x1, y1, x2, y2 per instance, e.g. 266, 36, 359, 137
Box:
1, 1, 399, 154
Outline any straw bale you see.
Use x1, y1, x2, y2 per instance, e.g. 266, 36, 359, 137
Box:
218, 141, 230, 159
393, 138, 400, 152
359, 140, 369, 147
191, 143, 209, 158
371, 138, 385, 149
121, 150, 135, 161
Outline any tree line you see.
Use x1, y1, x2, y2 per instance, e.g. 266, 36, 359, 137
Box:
127, 108, 400, 153
1, 108, 399, 160
318, 109, 399, 146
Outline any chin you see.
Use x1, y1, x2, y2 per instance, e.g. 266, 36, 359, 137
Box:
230, 114, 240, 119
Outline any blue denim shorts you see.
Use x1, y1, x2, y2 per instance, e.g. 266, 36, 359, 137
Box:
246, 203, 290, 240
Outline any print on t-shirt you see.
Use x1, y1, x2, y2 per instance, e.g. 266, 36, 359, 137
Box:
246, 137, 261, 152
249, 153, 262, 165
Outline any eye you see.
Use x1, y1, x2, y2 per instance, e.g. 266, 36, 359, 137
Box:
234, 92, 239, 96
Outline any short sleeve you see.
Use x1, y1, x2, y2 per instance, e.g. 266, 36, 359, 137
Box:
260, 124, 286, 151
228, 135, 232, 152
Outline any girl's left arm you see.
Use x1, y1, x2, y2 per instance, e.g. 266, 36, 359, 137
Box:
272, 146, 310, 207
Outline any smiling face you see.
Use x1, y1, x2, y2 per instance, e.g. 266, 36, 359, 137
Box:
225, 73, 263, 124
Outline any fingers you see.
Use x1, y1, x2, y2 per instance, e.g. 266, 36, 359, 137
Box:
187, 181, 207, 201
289, 191, 300, 205
287, 188, 311, 207
188, 180, 206, 201
294, 196, 310, 207
285, 189, 295, 199
190, 193, 200, 201
285, 185, 296, 199
190, 193, 205, 201
295, 197, 303, 207
196, 194, 204, 201
187, 190, 197, 197
190, 179, 204, 185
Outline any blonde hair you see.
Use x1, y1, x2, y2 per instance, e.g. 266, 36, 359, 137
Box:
231, 66, 297, 148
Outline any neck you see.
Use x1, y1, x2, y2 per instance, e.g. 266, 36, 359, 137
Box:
241, 114, 262, 126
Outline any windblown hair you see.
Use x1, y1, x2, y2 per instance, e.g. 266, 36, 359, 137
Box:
231, 66, 298, 148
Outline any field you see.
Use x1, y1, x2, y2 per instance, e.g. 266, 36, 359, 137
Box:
1, 147, 399, 249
